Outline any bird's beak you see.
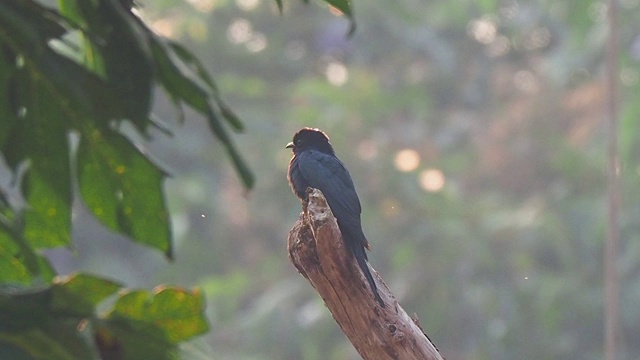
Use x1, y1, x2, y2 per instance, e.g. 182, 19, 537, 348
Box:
285, 142, 294, 149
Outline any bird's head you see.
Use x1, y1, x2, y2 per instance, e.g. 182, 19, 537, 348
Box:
286, 128, 334, 155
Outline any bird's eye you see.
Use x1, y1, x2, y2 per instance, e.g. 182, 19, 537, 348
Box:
295, 139, 303, 146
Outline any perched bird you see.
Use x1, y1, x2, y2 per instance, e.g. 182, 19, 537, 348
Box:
286, 128, 384, 307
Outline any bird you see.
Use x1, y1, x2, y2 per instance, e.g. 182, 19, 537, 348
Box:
286, 127, 384, 307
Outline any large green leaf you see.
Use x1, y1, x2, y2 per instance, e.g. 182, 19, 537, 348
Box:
51, 274, 121, 316
150, 36, 255, 189
108, 287, 208, 344
0, 1, 66, 48
17, 77, 72, 249
77, 130, 172, 257
0, 215, 53, 283
88, 286, 208, 360
88, 0, 153, 130
167, 42, 245, 132
0, 230, 32, 284
0, 45, 17, 149
93, 321, 175, 360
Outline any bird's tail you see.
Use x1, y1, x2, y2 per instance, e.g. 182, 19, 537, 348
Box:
350, 241, 385, 307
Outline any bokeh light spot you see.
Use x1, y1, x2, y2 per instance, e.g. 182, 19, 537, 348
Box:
419, 168, 445, 192
394, 149, 420, 172
187, 0, 215, 13
325, 61, 348, 86
468, 18, 497, 44
246, 32, 267, 52
236, 0, 259, 11
227, 18, 253, 44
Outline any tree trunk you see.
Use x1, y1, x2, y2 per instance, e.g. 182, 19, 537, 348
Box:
287, 189, 444, 360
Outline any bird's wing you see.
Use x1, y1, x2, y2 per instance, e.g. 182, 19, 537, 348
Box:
297, 150, 362, 226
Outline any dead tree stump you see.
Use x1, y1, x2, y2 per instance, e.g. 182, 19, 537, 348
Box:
287, 189, 443, 360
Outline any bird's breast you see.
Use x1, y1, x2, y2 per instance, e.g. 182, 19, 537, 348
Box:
288, 155, 308, 200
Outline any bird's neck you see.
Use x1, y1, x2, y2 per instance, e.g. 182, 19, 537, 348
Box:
314, 144, 335, 155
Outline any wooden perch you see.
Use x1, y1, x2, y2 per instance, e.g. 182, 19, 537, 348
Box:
287, 189, 444, 360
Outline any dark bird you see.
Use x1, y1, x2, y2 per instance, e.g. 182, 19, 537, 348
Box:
286, 128, 384, 307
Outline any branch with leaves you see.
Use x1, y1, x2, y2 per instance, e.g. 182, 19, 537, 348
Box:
0, 0, 251, 357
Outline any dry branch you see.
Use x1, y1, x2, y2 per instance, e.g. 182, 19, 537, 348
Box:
287, 189, 443, 360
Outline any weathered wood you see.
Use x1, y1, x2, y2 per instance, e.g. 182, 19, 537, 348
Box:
288, 189, 444, 360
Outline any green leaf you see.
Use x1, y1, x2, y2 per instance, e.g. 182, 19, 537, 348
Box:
0, 283, 101, 360
51, 274, 121, 316
0, 46, 17, 149
57, 0, 85, 28
111, 290, 149, 317
145, 288, 208, 343
1, 74, 28, 173
322, 0, 355, 36
149, 37, 211, 115
0, 1, 67, 46
0, 286, 54, 332
203, 106, 255, 189
0, 277, 207, 360
94, 321, 175, 360
100, 0, 153, 130
22, 165, 71, 249
167, 42, 245, 132
78, 130, 172, 258
18, 78, 72, 249
34, 255, 56, 284
108, 287, 208, 344
0, 214, 52, 283
0, 329, 77, 360
0, 230, 32, 284
150, 36, 254, 189
324, 0, 353, 17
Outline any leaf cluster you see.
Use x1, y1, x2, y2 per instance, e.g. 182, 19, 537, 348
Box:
0, 274, 206, 360
0, 0, 257, 357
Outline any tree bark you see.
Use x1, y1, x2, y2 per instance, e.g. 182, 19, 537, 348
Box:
287, 189, 444, 360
